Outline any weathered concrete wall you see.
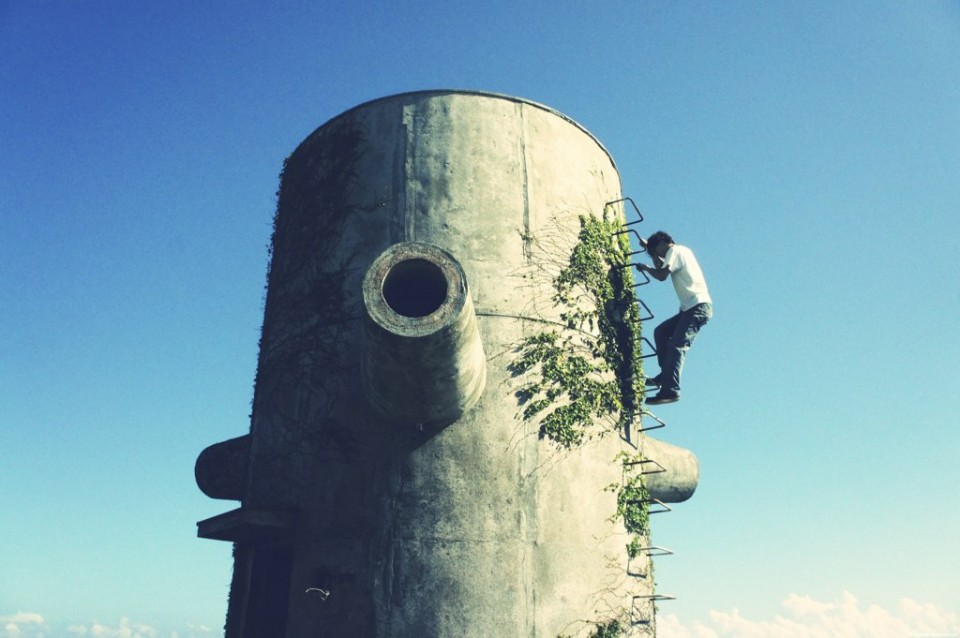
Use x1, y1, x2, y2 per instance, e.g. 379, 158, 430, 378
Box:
196, 90, 697, 637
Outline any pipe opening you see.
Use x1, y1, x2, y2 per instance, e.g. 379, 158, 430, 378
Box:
381, 258, 448, 318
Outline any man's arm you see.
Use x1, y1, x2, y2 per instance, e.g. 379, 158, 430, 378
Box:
636, 262, 670, 281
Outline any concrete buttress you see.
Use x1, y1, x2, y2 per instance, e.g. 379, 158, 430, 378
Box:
195, 90, 699, 637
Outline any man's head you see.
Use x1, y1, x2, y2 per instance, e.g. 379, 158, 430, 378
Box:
646, 231, 674, 259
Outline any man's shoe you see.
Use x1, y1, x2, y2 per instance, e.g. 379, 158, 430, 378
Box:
646, 391, 679, 405
645, 376, 661, 388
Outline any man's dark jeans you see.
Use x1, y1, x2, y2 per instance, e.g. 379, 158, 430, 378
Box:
653, 302, 712, 395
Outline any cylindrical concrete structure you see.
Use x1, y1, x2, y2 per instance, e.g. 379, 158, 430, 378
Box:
197, 90, 698, 637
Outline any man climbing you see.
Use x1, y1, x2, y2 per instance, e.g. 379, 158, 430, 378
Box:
635, 231, 713, 405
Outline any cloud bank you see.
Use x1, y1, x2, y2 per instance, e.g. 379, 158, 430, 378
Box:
659, 592, 960, 638
4, 593, 958, 637
0, 615, 216, 638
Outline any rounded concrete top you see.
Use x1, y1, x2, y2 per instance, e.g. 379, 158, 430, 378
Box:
299, 89, 618, 173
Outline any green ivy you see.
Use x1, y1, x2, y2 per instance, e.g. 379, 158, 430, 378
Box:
613, 457, 652, 557
589, 619, 624, 638
510, 212, 644, 448
509, 331, 620, 448
556, 618, 625, 638
514, 208, 652, 632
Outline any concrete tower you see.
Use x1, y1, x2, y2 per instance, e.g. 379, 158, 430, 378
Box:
196, 90, 698, 637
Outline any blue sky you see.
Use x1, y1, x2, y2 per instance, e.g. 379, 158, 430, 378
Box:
2, 2, 958, 636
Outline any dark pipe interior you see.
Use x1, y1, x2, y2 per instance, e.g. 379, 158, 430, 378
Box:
382, 258, 448, 318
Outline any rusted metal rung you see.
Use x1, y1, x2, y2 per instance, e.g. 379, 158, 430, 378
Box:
627, 554, 649, 578
633, 594, 677, 604
631, 605, 653, 628
631, 593, 675, 627
605, 197, 645, 223
630, 616, 653, 627
623, 458, 667, 475
632, 268, 652, 286
613, 258, 647, 270
614, 258, 653, 292
607, 199, 648, 263
618, 232, 649, 257
634, 594, 676, 602
634, 545, 674, 557
649, 498, 672, 514
637, 408, 666, 433
637, 421, 665, 434
634, 297, 654, 321
624, 497, 672, 514
640, 336, 657, 359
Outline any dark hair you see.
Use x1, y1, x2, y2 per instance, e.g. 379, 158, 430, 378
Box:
646, 231, 674, 254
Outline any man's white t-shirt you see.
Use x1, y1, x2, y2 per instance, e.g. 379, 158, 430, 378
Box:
662, 244, 712, 312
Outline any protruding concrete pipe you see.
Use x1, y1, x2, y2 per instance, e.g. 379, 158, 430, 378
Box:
361, 241, 486, 426
643, 436, 700, 503
195, 435, 251, 501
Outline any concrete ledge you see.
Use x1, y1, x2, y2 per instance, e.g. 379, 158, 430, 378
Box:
197, 508, 296, 543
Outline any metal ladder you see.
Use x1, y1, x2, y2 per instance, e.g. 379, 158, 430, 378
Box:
605, 197, 677, 634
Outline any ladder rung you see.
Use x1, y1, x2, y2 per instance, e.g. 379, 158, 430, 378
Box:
640, 336, 657, 358
637, 421, 664, 434
634, 594, 676, 602
635, 545, 674, 557
649, 498, 672, 514
613, 229, 648, 252
625, 497, 672, 514
623, 458, 667, 475
604, 197, 645, 223
627, 560, 648, 578
636, 409, 666, 433
634, 297, 654, 321
631, 593, 676, 626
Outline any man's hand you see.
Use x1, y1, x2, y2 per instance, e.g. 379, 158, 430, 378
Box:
637, 261, 670, 281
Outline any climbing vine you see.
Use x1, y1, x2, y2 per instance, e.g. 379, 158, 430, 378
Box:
609, 452, 651, 558
557, 617, 627, 638
509, 212, 644, 448
510, 207, 655, 596
589, 619, 625, 638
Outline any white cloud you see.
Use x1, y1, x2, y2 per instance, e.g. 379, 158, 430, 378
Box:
1, 615, 215, 638
86, 619, 158, 638
1, 612, 47, 638
4, 597, 956, 638
0, 614, 45, 626
659, 592, 960, 638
